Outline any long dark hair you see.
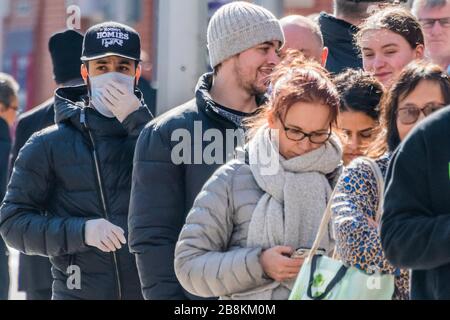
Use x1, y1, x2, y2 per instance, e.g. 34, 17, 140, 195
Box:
368, 61, 450, 158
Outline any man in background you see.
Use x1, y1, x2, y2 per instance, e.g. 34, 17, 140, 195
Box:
413, 0, 450, 71
0, 73, 19, 300
137, 50, 157, 116
280, 15, 328, 66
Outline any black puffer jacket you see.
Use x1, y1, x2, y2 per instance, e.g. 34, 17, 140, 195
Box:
129, 73, 265, 300
11, 98, 55, 295
0, 85, 152, 300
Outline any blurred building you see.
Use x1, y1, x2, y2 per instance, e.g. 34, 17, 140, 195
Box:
285, 0, 332, 16
0, 0, 154, 112
0, 0, 332, 114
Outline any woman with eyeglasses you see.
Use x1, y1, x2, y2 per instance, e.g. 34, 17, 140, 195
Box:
334, 69, 384, 166
357, 6, 425, 89
174, 56, 343, 300
330, 61, 450, 300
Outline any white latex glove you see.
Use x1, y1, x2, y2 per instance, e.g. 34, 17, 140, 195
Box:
84, 218, 127, 252
98, 81, 141, 123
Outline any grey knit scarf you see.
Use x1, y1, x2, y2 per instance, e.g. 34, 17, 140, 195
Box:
236, 126, 342, 299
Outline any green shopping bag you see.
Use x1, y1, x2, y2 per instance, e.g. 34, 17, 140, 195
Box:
289, 254, 395, 300
289, 157, 395, 300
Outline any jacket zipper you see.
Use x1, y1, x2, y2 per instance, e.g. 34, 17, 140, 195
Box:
80, 108, 123, 300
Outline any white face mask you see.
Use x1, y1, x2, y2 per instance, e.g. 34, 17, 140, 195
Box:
89, 72, 135, 118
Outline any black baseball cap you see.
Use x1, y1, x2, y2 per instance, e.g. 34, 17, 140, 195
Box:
81, 21, 141, 62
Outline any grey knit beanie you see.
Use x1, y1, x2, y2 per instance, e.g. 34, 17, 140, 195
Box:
207, 1, 285, 68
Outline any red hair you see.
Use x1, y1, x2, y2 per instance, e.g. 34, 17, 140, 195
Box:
245, 50, 340, 139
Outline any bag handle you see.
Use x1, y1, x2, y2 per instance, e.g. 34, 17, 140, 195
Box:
359, 157, 385, 223
307, 157, 385, 262
306, 181, 340, 262
307, 254, 348, 300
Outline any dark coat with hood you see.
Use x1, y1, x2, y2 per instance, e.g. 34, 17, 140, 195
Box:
0, 85, 152, 300
318, 12, 363, 74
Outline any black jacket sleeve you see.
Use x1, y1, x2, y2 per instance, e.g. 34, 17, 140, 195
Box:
0, 132, 89, 257
10, 114, 35, 172
381, 128, 450, 270
128, 122, 189, 300
10, 119, 25, 173
121, 106, 153, 138
0, 140, 9, 202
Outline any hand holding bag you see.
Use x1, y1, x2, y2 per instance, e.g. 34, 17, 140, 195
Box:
289, 157, 395, 300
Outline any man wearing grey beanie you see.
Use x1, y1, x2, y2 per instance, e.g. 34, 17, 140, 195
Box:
129, 1, 284, 300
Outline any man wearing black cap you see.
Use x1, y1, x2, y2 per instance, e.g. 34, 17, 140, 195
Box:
10, 29, 85, 300
0, 22, 152, 300
318, 0, 407, 74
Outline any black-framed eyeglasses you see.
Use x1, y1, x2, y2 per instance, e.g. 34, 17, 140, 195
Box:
278, 114, 332, 144
419, 17, 450, 29
396, 103, 445, 125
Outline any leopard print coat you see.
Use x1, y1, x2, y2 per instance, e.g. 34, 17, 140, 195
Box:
331, 154, 410, 300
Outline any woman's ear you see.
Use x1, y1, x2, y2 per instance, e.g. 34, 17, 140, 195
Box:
415, 44, 425, 60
